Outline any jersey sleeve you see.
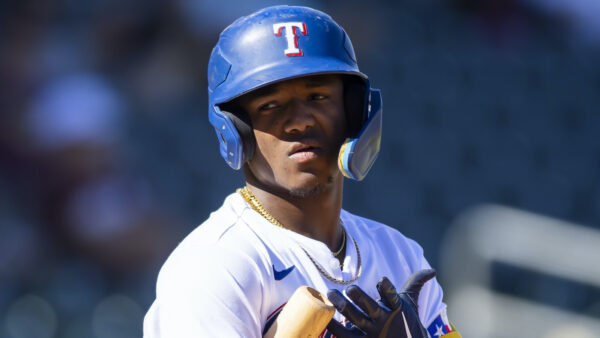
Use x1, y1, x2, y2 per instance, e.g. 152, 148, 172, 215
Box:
143, 244, 265, 338
406, 240, 460, 338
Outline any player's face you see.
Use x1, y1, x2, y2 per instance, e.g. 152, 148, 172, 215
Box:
239, 74, 347, 197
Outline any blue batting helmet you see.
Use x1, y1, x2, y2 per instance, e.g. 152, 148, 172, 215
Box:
207, 5, 382, 180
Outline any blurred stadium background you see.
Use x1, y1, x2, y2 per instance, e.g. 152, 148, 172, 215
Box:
1, 0, 599, 337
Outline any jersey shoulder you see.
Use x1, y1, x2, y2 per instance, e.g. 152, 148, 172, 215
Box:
341, 210, 450, 332
147, 192, 268, 337
155, 192, 269, 294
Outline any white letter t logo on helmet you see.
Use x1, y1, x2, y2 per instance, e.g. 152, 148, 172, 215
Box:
273, 22, 307, 56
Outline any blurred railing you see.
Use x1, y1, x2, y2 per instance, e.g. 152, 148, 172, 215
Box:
440, 205, 600, 338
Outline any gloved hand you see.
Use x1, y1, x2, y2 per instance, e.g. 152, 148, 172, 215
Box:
326, 269, 436, 338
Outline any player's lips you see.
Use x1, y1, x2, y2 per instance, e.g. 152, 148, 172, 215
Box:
288, 141, 322, 162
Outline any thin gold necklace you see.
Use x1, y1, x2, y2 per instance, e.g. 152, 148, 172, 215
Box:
238, 186, 362, 285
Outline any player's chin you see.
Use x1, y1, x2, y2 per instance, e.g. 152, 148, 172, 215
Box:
286, 172, 337, 198
289, 184, 326, 198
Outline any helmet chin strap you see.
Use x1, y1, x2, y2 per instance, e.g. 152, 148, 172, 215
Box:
338, 89, 382, 181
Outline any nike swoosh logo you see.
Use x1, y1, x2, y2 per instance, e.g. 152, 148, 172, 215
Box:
273, 264, 295, 281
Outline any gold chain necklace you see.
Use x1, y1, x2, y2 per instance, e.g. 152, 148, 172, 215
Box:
238, 186, 362, 285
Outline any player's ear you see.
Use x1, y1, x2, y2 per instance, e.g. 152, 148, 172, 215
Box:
343, 75, 367, 138
219, 101, 257, 162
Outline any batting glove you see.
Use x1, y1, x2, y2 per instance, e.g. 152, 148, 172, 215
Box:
326, 269, 436, 338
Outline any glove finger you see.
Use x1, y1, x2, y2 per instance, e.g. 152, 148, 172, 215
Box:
376, 276, 400, 310
327, 289, 373, 329
400, 269, 436, 307
346, 285, 383, 320
326, 318, 364, 338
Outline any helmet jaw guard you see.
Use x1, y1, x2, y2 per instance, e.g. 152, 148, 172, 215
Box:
208, 105, 245, 170
338, 89, 383, 181
208, 5, 383, 180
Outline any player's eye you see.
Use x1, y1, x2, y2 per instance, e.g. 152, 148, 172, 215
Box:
308, 93, 327, 101
258, 102, 278, 111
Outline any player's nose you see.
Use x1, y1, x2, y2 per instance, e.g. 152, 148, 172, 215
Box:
283, 98, 316, 135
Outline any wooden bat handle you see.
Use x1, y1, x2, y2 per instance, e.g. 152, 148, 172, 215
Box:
264, 286, 335, 338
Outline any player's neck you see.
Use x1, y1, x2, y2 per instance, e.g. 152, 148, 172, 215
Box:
244, 177, 344, 250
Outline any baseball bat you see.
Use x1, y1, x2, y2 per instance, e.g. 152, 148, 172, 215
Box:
264, 286, 335, 338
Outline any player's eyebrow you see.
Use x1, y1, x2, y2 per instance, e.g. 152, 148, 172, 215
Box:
304, 76, 338, 88
240, 75, 339, 105
246, 85, 279, 99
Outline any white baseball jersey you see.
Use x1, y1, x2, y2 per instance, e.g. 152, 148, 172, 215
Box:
144, 192, 455, 337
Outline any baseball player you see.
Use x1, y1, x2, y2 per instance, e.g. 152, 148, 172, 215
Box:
144, 6, 460, 338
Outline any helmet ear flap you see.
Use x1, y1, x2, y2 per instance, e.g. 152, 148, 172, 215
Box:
219, 105, 256, 163
343, 76, 368, 138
